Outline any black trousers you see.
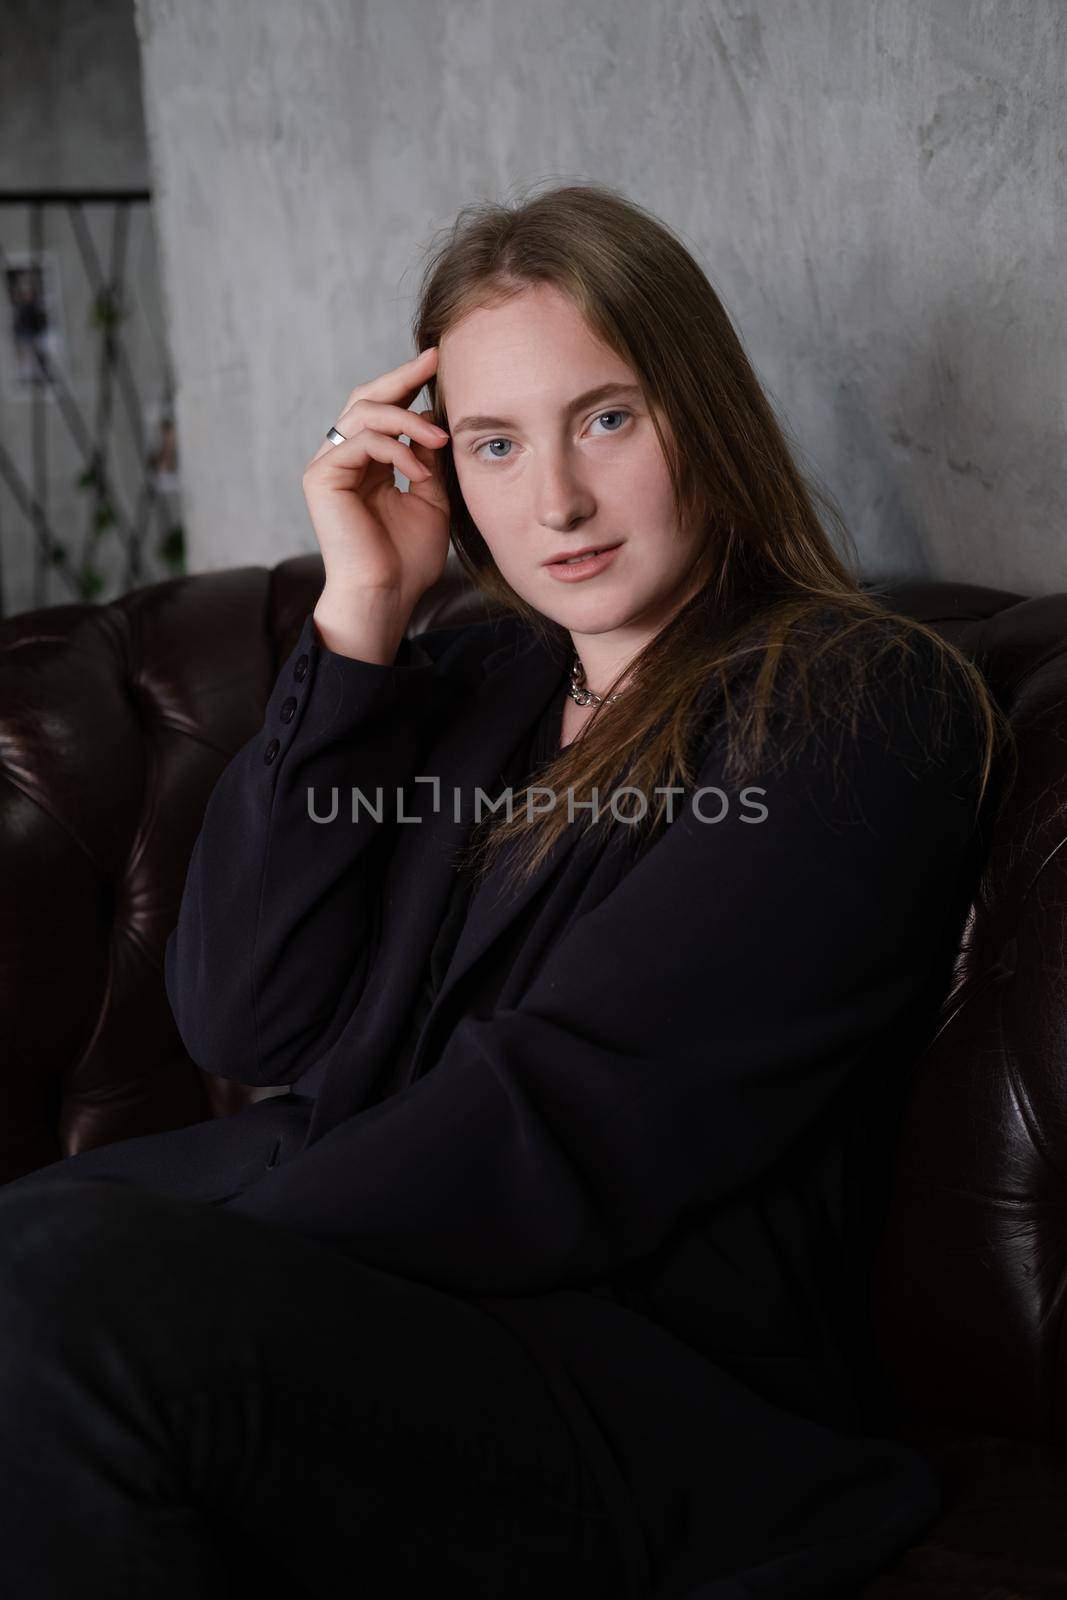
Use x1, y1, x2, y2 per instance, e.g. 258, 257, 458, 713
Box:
0, 1178, 632, 1598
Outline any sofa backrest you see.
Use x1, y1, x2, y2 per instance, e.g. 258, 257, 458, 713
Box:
0, 550, 498, 1176
866, 577, 1067, 1441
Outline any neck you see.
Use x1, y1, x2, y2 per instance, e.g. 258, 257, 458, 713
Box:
566, 566, 706, 697
567, 631, 641, 701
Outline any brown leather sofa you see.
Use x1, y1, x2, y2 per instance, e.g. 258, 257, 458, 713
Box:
2, 550, 1066, 1596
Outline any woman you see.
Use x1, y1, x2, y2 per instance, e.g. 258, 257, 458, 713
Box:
2, 183, 1013, 1598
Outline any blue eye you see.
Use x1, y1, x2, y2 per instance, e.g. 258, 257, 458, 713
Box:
473, 409, 632, 463
593, 410, 629, 434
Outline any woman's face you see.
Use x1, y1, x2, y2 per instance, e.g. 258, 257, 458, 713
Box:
438, 283, 705, 641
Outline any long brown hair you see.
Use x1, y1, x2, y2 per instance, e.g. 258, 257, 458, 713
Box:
411, 180, 1014, 890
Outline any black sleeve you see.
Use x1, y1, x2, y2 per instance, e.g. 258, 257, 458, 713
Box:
164, 610, 448, 1085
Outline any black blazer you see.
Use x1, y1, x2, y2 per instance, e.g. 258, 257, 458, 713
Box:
11, 602, 988, 1597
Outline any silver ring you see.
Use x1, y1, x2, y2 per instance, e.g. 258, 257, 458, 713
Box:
325, 426, 346, 445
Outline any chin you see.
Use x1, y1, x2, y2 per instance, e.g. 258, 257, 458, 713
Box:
553, 601, 638, 634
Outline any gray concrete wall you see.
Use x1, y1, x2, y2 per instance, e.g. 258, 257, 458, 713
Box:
135, 0, 1066, 596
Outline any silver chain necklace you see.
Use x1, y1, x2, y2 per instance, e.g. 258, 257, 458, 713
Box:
568, 651, 621, 706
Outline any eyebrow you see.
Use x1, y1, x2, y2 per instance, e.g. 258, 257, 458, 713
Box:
449, 382, 644, 437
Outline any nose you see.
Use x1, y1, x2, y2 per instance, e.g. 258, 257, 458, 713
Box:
534, 447, 596, 532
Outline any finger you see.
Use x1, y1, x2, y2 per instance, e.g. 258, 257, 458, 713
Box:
406, 437, 450, 507
308, 352, 441, 469
305, 410, 438, 473
340, 400, 449, 449
304, 426, 429, 485
407, 431, 442, 468
345, 346, 438, 412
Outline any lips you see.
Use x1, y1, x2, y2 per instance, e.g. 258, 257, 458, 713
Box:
543, 544, 622, 582
542, 542, 621, 566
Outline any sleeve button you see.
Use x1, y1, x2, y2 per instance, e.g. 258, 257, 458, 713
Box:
264, 738, 280, 764
280, 696, 297, 722
293, 655, 309, 681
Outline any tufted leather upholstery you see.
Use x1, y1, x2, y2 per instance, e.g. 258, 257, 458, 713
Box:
0, 548, 502, 1181
2, 549, 1066, 1591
